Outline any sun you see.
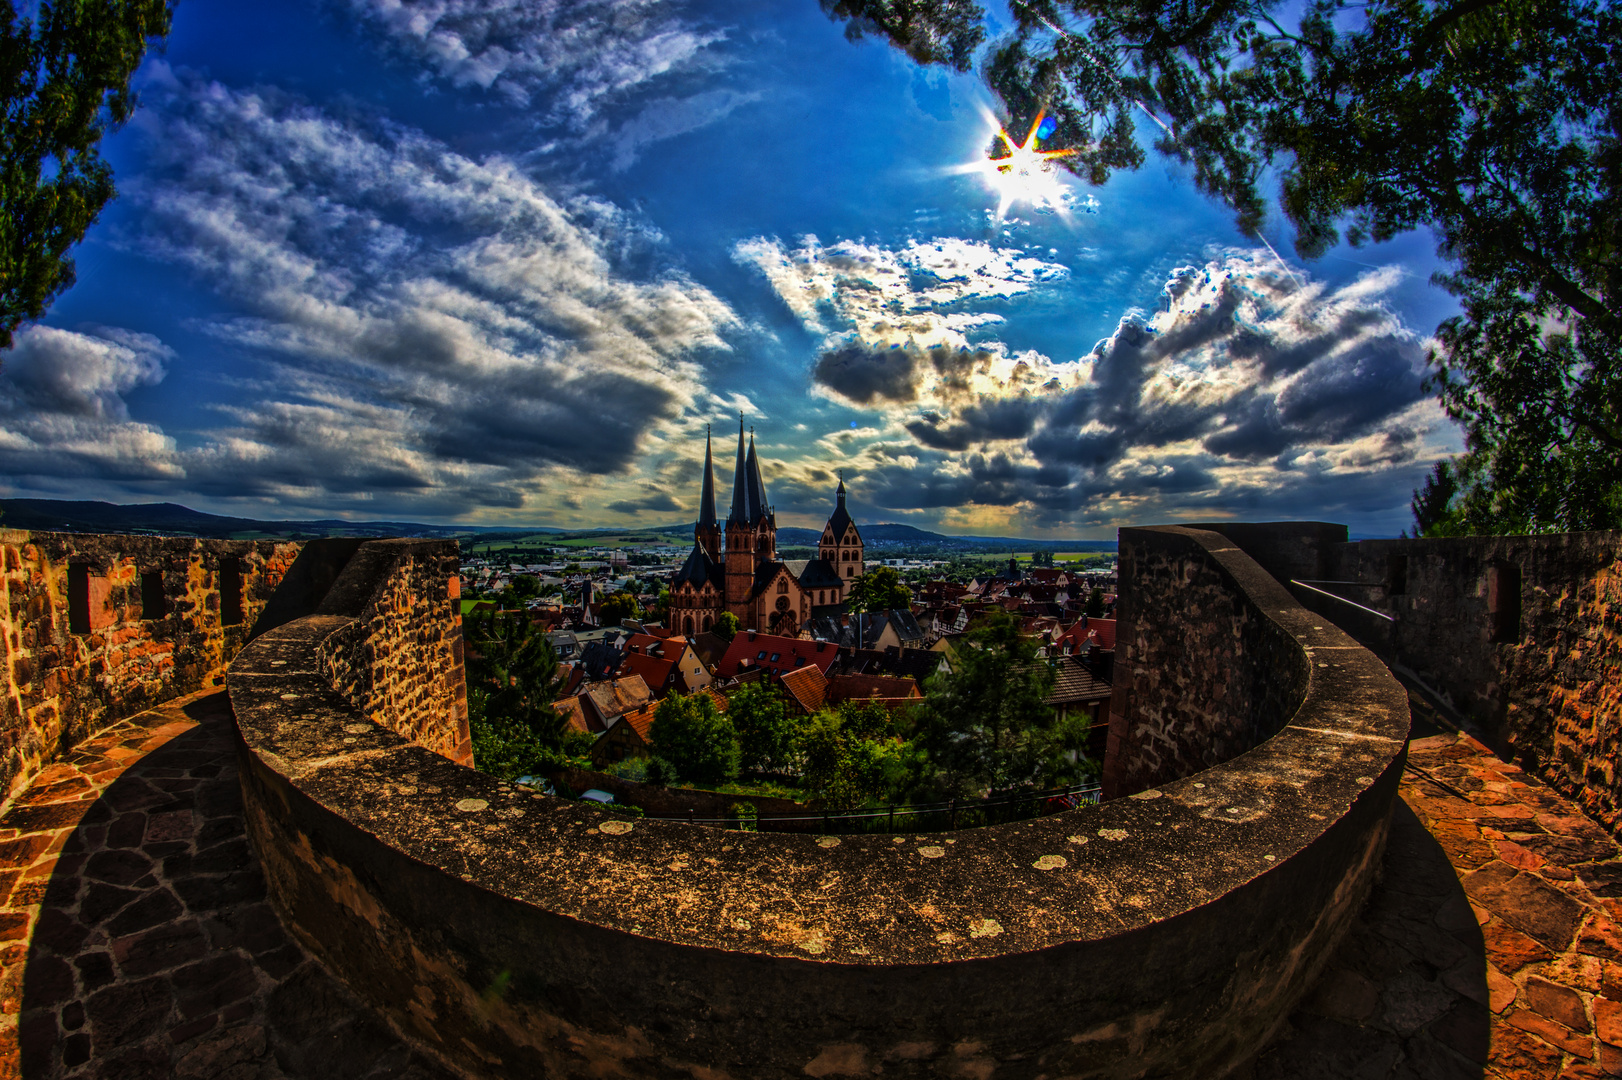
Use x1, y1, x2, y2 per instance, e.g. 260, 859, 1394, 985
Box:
956, 108, 1079, 221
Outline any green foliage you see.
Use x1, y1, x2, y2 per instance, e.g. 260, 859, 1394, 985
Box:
464, 610, 573, 779
712, 610, 740, 642
649, 691, 740, 787
598, 590, 639, 625
798, 703, 904, 810
728, 681, 796, 775
1084, 587, 1106, 619
834, 0, 1622, 534
846, 564, 913, 613
1, 0, 172, 350
903, 610, 1069, 797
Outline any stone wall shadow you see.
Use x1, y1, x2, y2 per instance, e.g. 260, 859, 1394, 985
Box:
1239, 796, 1490, 1078
14, 692, 446, 1079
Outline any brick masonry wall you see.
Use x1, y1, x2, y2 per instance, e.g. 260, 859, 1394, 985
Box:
0, 530, 300, 807
1322, 533, 1622, 836
1104, 527, 1310, 798
316, 540, 471, 766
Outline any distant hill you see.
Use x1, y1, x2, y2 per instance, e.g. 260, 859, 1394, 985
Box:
778, 522, 1114, 552
0, 498, 1117, 552
0, 500, 507, 540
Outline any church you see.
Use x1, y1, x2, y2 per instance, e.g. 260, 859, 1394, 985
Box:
668, 421, 865, 638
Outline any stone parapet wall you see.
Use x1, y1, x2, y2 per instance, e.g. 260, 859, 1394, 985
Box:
1103, 526, 1311, 798
1313, 532, 1622, 836
229, 529, 1408, 1080
313, 539, 470, 766
0, 530, 299, 807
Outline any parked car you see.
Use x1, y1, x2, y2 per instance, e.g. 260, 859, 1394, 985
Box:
579, 789, 616, 804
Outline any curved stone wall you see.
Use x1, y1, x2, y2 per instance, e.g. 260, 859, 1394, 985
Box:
228, 529, 1410, 1080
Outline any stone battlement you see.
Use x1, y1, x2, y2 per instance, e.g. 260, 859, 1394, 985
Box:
229, 527, 1408, 1079
0, 530, 302, 808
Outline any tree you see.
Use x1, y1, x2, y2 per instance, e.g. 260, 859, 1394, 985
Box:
904, 609, 1063, 797
2, 0, 173, 351
1084, 587, 1105, 619
799, 703, 903, 810
728, 681, 798, 775
712, 610, 740, 642
649, 691, 739, 787
463, 610, 575, 778
846, 565, 913, 613
598, 591, 639, 626
827, 0, 1622, 532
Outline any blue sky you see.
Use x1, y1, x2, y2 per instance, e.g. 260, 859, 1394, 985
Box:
0, 0, 1464, 537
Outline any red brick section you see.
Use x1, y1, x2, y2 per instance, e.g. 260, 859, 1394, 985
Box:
0, 689, 453, 1080
1244, 721, 1622, 1080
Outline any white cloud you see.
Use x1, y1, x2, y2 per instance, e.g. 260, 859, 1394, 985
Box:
52, 77, 743, 516
0, 326, 182, 479
734, 234, 1068, 346
342, 0, 724, 122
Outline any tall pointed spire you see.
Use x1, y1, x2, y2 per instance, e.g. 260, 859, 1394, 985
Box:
728, 414, 749, 524
745, 428, 768, 521
698, 425, 717, 530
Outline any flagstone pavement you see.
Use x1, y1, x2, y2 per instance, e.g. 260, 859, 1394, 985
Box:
0, 686, 1619, 1078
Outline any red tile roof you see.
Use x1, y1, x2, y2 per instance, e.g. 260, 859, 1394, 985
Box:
618, 651, 678, 694
778, 666, 829, 714
826, 672, 921, 704
716, 631, 840, 679
1056, 617, 1116, 653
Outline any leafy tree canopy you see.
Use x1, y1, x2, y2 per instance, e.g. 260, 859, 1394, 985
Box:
825, 0, 1622, 532
846, 564, 913, 613
903, 609, 1072, 797
649, 691, 740, 787
728, 681, 797, 775
464, 610, 576, 778
712, 610, 740, 642
598, 590, 639, 626
2, 0, 172, 350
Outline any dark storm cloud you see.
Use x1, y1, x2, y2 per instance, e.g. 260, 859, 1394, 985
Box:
606, 491, 683, 514
813, 344, 921, 405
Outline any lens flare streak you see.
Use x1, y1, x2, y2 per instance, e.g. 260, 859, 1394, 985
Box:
953, 108, 1080, 222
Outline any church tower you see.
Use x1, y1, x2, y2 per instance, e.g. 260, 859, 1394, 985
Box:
819, 477, 864, 580
724, 419, 759, 621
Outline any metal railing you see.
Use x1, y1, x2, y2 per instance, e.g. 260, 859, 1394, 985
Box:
644, 782, 1103, 834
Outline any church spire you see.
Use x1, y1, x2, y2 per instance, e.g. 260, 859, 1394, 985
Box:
698, 426, 717, 530
728, 414, 749, 525
745, 429, 768, 521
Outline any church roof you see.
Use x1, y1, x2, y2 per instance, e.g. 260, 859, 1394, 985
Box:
786, 558, 844, 590
674, 543, 723, 591
749, 559, 789, 600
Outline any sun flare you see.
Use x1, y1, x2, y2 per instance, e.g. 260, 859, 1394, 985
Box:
958, 108, 1078, 221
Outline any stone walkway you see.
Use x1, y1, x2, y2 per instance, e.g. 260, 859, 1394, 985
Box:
1243, 699, 1622, 1080
3, 687, 1620, 1078
0, 689, 453, 1080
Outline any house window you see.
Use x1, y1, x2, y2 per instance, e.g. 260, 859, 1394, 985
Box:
683, 615, 694, 635
140, 571, 165, 620
757, 650, 767, 660
818, 590, 825, 605
770, 652, 781, 662
777, 579, 788, 594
